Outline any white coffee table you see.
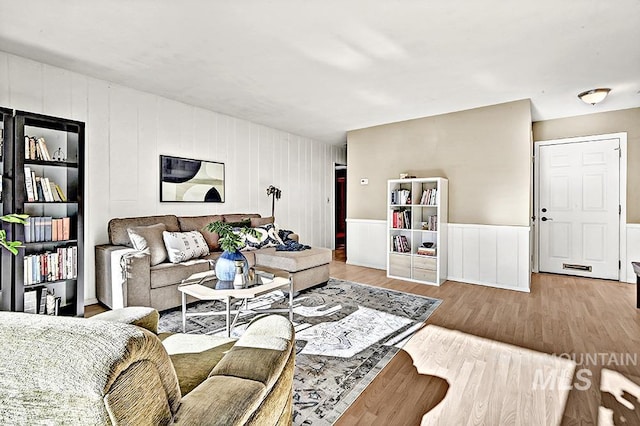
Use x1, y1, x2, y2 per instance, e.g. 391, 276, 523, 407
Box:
178, 269, 293, 337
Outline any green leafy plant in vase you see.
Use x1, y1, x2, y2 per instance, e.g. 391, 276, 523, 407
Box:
0, 213, 28, 255
204, 221, 259, 282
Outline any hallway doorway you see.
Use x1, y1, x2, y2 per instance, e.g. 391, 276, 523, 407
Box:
335, 164, 346, 255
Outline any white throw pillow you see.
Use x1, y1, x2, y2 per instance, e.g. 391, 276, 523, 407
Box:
162, 230, 210, 263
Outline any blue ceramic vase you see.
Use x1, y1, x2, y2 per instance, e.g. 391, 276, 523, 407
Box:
215, 250, 249, 281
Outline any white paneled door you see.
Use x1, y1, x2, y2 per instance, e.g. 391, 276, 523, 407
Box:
538, 138, 620, 279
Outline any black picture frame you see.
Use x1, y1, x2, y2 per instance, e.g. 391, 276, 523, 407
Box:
160, 155, 225, 202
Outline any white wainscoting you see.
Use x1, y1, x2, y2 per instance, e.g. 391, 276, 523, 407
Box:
346, 219, 387, 270
625, 224, 640, 283
0, 51, 346, 304
448, 224, 531, 292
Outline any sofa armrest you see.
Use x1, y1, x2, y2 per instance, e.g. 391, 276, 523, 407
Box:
89, 307, 159, 334
175, 315, 295, 425
95, 245, 152, 309
121, 251, 153, 308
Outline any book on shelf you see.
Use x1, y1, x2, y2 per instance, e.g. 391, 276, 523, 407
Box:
392, 234, 410, 253
25, 136, 53, 161
24, 167, 35, 202
421, 215, 438, 231
23, 169, 67, 202
23, 291, 38, 314
38, 288, 48, 314
419, 188, 438, 205
392, 210, 412, 229
417, 247, 437, 256
390, 188, 411, 205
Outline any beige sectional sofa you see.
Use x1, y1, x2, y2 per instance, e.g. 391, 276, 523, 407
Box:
95, 213, 331, 311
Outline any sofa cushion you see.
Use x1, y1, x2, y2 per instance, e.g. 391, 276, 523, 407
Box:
223, 213, 260, 223
90, 307, 159, 334
210, 315, 293, 389
177, 215, 223, 251
159, 333, 235, 396
150, 260, 212, 289
109, 215, 180, 246
175, 375, 266, 425
127, 223, 168, 266
250, 216, 274, 227
254, 247, 332, 272
163, 231, 210, 263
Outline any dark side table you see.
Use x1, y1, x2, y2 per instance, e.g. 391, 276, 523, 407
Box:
631, 262, 640, 308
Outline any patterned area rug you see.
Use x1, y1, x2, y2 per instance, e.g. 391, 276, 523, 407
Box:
158, 278, 442, 425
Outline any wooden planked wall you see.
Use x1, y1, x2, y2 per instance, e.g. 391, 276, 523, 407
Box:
0, 51, 346, 304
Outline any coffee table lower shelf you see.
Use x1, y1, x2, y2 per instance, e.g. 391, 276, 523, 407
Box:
178, 272, 293, 337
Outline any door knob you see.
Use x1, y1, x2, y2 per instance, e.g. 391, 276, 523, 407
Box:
541, 217, 553, 222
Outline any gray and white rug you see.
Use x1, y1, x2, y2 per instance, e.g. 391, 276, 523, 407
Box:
159, 278, 442, 425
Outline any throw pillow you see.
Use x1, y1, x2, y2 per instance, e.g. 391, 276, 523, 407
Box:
127, 223, 168, 266
177, 215, 223, 251
244, 223, 285, 250
225, 219, 251, 228
162, 231, 210, 263
250, 216, 275, 227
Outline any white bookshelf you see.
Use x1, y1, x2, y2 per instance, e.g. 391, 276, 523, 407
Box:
387, 177, 448, 285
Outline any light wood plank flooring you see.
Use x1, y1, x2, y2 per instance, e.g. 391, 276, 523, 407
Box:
331, 259, 640, 425
86, 252, 639, 424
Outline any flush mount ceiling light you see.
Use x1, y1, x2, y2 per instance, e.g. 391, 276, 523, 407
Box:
578, 88, 611, 105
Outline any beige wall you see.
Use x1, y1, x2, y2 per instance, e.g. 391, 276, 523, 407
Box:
347, 100, 532, 226
533, 108, 640, 222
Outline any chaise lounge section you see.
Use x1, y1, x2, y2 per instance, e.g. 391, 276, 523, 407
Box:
95, 213, 331, 311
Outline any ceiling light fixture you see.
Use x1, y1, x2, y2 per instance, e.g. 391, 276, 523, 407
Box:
578, 88, 611, 105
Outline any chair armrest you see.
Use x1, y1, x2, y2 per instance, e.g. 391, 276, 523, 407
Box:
90, 306, 159, 334
288, 233, 299, 242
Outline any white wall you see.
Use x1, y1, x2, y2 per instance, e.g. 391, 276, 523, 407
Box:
0, 51, 346, 304
447, 224, 531, 292
346, 219, 387, 269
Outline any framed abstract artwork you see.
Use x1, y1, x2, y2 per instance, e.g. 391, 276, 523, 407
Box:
160, 155, 225, 202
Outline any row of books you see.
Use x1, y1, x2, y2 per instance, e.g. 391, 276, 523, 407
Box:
391, 235, 410, 253
24, 216, 72, 243
24, 136, 53, 161
23, 246, 77, 285
24, 167, 67, 202
392, 210, 411, 229
421, 215, 438, 231
419, 188, 438, 205
390, 188, 411, 205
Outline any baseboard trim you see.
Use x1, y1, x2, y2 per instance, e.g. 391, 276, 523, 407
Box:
346, 260, 386, 270
84, 297, 99, 306
446, 276, 531, 293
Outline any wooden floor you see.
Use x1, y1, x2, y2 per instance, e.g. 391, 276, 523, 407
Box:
330, 254, 640, 425
86, 250, 639, 424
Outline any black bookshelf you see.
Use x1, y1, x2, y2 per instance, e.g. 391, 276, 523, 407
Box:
8, 111, 85, 317
0, 106, 15, 312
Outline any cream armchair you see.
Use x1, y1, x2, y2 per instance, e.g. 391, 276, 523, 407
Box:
0, 308, 295, 425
